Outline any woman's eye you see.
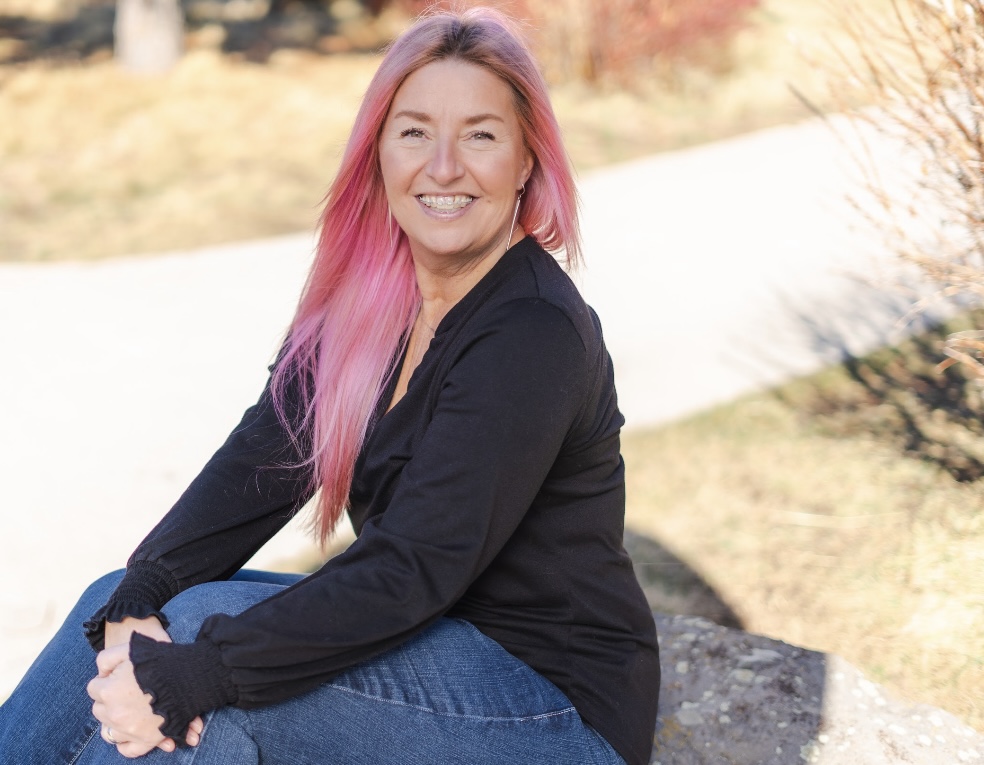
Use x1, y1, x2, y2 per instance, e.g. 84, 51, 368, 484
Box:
472, 131, 496, 141
400, 127, 425, 138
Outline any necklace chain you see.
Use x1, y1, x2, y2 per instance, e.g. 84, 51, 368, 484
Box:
417, 311, 438, 335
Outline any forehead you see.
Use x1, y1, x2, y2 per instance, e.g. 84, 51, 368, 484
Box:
389, 59, 519, 121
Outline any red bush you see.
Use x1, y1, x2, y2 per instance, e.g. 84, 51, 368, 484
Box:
391, 0, 761, 85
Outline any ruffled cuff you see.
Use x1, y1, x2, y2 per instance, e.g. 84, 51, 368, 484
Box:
130, 633, 238, 742
83, 561, 180, 650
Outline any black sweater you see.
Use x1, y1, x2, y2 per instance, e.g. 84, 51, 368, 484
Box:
85, 237, 660, 765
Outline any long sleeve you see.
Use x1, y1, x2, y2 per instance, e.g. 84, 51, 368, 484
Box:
85, 364, 314, 650
128, 299, 591, 739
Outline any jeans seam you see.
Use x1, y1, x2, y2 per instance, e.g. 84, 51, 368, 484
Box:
66, 724, 100, 765
327, 684, 578, 723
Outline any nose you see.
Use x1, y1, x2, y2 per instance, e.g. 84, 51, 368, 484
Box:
426, 136, 464, 185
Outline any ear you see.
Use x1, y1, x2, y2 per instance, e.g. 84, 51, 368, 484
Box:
519, 149, 534, 190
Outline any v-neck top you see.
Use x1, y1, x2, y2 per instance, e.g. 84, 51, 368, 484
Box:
85, 237, 661, 765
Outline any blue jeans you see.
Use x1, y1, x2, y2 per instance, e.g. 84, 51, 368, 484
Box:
0, 570, 624, 765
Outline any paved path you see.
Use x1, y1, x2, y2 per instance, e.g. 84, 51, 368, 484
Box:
0, 116, 934, 697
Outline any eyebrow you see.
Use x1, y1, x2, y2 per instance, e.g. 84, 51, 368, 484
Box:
391, 110, 506, 125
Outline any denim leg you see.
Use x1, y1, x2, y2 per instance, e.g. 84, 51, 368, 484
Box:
0, 570, 297, 765
131, 581, 624, 765
241, 618, 626, 765
0, 570, 124, 765
2, 572, 624, 765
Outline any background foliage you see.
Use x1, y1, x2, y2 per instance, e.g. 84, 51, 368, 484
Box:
397, 0, 760, 86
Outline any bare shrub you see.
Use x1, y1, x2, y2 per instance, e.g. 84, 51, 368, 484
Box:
818, 1, 984, 381
799, 0, 984, 477
394, 0, 760, 86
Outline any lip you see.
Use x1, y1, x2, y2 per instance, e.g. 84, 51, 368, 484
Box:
415, 193, 477, 219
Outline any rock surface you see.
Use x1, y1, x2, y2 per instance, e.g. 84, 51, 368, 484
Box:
651, 613, 982, 765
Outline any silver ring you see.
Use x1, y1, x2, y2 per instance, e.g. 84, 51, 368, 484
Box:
105, 726, 120, 745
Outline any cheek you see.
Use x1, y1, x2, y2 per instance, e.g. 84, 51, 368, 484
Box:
378, 152, 396, 196
478, 156, 524, 196
378, 145, 406, 196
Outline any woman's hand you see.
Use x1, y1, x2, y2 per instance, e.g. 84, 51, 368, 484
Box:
89, 620, 204, 756
87, 644, 170, 757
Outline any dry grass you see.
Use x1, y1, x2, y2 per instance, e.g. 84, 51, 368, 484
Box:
0, 48, 376, 261
623, 386, 984, 731
0, 0, 895, 262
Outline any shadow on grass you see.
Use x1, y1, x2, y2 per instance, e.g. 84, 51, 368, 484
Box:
722, 269, 984, 482
624, 529, 744, 630
0, 0, 389, 66
778, 302, 984, 483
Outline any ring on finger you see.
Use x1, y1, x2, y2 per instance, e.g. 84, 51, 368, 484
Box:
103, 726, 120, 745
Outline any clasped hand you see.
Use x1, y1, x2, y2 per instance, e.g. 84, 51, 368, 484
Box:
87, 616, 203, 758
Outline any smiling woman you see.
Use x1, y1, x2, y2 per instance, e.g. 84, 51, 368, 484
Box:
0, 8, 660, 765
379, 59, 533, 271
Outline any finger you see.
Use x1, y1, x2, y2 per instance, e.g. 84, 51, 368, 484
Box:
95, 645, 130, 677
117, 740, 156, 759
90, 700, 113, 730
181, 715, 204, 747
87, 676, 105, 704
101, 725, 122, 745
156, 738, 177, 753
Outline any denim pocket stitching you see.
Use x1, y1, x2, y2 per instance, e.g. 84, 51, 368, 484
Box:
326, 683, 578, 723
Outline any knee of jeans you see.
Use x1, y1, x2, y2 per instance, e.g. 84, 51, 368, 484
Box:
160, 586, 217, 643
79, 569, 127, 608
161, 580, 282, 643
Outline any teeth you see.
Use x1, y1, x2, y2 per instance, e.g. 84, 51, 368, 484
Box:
418, 194, 473, 211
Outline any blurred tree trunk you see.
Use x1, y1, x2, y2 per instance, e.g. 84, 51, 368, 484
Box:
114, 0, 184, 74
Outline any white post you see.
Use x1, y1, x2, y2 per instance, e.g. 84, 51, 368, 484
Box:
114, 0, 184, 74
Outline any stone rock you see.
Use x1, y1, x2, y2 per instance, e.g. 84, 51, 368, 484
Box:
651, 613, 982, 765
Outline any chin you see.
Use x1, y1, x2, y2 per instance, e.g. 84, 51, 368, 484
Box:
414, 234, 500, 262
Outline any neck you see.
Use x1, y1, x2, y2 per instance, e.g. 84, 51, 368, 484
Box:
413, 226, 526, 329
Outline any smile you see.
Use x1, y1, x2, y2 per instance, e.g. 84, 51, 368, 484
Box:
417, 194, 475, 212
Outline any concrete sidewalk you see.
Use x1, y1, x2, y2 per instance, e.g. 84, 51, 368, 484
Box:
0, 116, 931, 697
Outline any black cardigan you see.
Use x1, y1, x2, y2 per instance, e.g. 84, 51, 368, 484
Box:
85, 237, 660, 765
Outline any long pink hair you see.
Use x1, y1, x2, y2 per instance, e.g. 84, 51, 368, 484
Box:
272, 7, 582, 544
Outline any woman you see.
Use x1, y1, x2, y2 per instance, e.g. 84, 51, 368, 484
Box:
0, 8, 660, 765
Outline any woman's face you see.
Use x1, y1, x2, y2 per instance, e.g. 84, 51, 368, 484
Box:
379, 59, 534, 270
